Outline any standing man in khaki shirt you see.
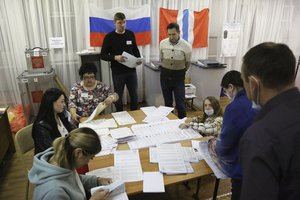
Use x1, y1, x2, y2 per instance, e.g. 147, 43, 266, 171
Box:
159, 22, 192, 119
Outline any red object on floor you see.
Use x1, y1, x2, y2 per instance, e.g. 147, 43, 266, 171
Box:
76, 164, 89, 174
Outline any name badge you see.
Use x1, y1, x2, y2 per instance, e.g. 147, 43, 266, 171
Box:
126, 40, 132, 45
81, 92, 88, 98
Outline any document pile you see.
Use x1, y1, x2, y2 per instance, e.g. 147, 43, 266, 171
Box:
151, 143, 196, 174
112, 111, 136, 126
197, 140, 228, 179
91, 180, 128, 200
141, 106, 174, 123
128, 120, 201, 149
110, 127, 136, 144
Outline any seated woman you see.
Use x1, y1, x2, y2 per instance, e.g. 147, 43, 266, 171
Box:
180, 96, 223, 137
208, 70, 257, 200
32, 88, 74, 155
69, 63, 119, 123
28, 127, 111, 200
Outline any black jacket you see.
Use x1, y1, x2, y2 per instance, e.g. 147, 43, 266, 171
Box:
32, 111, 74, 154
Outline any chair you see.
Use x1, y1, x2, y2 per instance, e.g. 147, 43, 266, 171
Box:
15, 124, 34, 200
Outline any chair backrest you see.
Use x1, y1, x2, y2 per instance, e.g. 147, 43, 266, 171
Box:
15, 124, 34, 154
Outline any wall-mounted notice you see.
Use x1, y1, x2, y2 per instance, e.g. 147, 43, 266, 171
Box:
49, 37, 65, 49
220, 23, 241, 57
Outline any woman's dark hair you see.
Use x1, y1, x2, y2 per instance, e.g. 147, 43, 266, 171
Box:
33, 88, 67, 138
78, 63, 98, 79
167, 22, 180, 32
221, 70, 244, 88
203, 96, 223, 118
52, 127, 101, 169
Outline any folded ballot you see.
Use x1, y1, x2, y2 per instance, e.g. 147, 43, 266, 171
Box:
91, 180, 125, 197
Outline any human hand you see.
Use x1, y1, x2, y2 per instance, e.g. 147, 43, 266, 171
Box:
179, 123, 189, 129
114, 55, 127, 62
136, 59, 143, 65
90, 189, 110, 200
97, 177, 112, 185
185, 118, 193, 124
103, 95, 114, 105
70, 112, 81, 123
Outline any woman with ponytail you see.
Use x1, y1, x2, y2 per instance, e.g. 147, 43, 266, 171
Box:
28, 127, 111, 200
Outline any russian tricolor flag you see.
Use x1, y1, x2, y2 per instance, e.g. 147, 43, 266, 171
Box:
90, 5, 151, 47
159, 8, 209, 48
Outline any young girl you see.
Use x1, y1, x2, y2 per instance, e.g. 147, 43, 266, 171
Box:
180, 96, 223, 137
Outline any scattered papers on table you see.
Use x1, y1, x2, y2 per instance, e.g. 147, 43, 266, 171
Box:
79, 118, 117, 130
141, 106, 173, 123
86, 166, 115, 181
110, 127, 136, 143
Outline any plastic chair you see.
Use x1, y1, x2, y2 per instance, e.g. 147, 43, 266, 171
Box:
15, 124, 34, 200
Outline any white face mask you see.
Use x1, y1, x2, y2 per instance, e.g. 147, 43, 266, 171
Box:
204, 109, 214, 116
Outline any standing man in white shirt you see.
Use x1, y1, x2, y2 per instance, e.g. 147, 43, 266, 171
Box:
159, 22, 192, 119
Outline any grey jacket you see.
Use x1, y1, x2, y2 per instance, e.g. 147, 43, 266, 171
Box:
28, 148, 98, 200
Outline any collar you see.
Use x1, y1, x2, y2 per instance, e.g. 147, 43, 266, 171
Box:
254, 87, 300, 122
169, 37, 180, 46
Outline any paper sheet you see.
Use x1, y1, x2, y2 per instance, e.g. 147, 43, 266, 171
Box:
81, 102, 107, 123
143, 172, 165, 193
91, 180, 127, 200
121, 51, 142, 68
112, 111, 136, 126
114, 150, 143, 182
86, 166, 115, 180
198, 141, 228, 179
79, 118, 117, 130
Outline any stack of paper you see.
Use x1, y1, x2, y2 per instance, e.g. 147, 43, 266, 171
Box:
155, 143, 194, 174
141, 106, 173, 123
95, 135, 118, 157
110, 127, 136, 144
128, 120, 201, 149
91, 180, 128, 200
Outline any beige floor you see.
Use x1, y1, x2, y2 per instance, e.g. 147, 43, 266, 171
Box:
0, 97, 232, 200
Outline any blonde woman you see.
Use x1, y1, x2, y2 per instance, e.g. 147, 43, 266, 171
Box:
29, 128, 111, 200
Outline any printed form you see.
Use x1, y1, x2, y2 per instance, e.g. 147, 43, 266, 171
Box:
112, 111, 136, 126
114, 150, 143, 182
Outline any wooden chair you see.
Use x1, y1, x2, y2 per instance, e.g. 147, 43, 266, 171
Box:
15, 124, 34, 200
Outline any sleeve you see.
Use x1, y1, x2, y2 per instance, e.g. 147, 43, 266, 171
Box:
185, 43, 192, 70
79, 174, 98, 190
131, 32, 141, 58
239, 137, 279, 200
32, 124, 53, 154
69, 84, 79, 109
202, 117, 223, 137
100, 34, 115, 61
42, 188, 71, 200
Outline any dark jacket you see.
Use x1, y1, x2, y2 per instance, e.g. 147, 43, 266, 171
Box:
32, 111, 74, 154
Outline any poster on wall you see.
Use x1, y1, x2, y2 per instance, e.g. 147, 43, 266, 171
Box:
220, 23, 241, 57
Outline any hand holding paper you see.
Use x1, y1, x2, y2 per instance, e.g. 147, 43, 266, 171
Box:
120, 51, 143, 68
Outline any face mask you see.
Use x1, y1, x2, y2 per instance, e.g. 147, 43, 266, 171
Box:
249, 76, 261, 111
205, 109, 214, 116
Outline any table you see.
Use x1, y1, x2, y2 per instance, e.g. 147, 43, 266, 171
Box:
88, 110, 213, 197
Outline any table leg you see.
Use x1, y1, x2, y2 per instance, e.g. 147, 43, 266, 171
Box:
213, 178, 220, 200
192, 178, 201, 200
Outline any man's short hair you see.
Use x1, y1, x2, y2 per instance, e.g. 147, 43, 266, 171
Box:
242, 42, 296, 89
167, 22, 180, 32
114, 12, 126, 21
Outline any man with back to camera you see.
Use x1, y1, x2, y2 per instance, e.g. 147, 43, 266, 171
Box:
100, 12, 142, 111
159, 22, 192, 119
240, 42, 300, 200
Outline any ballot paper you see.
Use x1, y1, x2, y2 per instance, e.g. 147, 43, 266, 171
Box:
79, 118, 118, 130
112, 111, 136, 126
198, 140, 228, 179
86, 166, 115, 181
121, 51, 143, 68
90, 180, 127, 200
82, 102, 107, 123
143, 172, 165, 193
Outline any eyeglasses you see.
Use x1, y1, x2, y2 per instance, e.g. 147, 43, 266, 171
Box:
83, 75, 95, 80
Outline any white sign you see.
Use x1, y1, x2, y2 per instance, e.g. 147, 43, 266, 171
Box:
49, 37, 65, 49
220, 23, 241, 57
